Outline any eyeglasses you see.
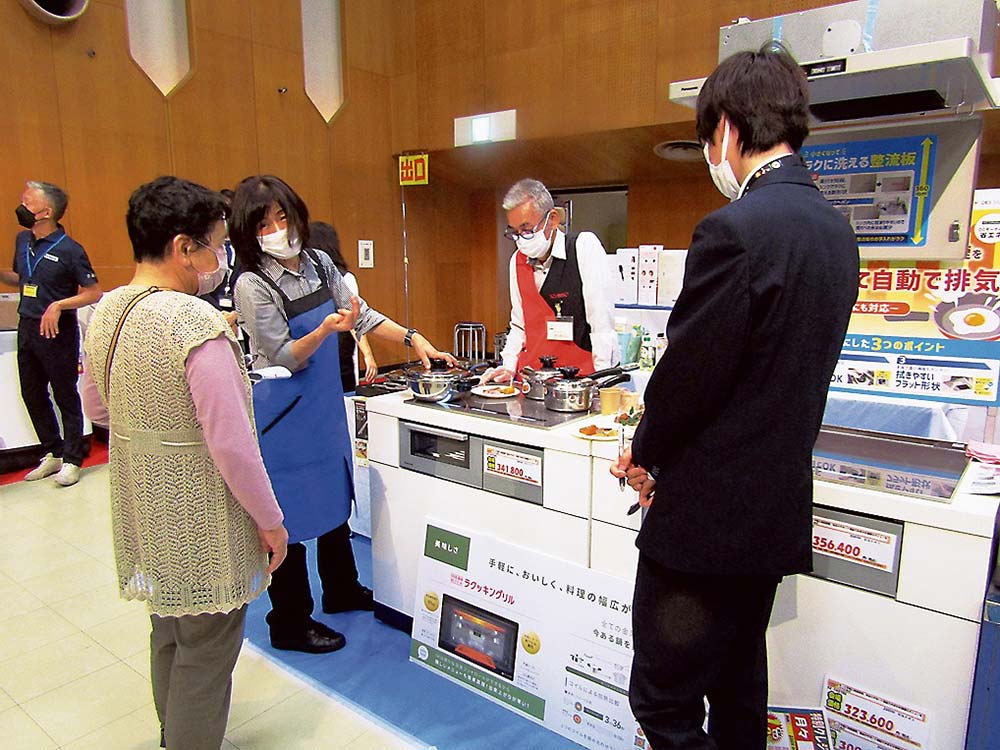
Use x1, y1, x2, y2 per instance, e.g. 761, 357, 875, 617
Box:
194, 238, 225, 256
503, 210, 552, 241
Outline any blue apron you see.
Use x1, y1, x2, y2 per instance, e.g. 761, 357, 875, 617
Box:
251, 249, 354, 544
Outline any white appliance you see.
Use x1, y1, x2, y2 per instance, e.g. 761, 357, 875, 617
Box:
367, 404, 592, 629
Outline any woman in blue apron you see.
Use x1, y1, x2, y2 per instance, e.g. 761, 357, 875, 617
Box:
230, 175, 456, 653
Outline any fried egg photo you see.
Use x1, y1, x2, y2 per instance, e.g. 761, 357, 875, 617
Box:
947, 306, 1000, 336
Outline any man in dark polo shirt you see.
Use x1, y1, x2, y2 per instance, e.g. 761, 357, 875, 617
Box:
0, 181, 102, 486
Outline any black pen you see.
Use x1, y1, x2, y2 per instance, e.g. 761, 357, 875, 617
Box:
627, 489, 654, 516
618, 428, 627, 492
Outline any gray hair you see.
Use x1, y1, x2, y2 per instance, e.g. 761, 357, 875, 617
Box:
502, 178, 553, 215
27, 181, 69, 221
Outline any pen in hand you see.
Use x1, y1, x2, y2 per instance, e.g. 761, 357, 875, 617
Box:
618, 428, 627, 493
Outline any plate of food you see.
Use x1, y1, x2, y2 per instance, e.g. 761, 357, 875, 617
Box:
575, 423, 620, 441
471, 384, 519, 399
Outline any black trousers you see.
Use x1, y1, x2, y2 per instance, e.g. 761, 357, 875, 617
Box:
265, 521, 360, 636
630, 554, 780, 750
17, 316, 85, 466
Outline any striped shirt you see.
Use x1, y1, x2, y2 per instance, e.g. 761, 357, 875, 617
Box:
234, 249, 385, 372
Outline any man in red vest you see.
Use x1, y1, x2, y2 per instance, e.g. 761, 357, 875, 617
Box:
483, 178, 616, 383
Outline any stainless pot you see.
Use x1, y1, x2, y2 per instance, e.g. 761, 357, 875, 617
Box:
390, 359, 487, 402
519, 355, 561, 400
543, 364, 637, 412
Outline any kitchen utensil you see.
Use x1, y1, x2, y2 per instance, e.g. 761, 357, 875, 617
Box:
520, 355, 561, 400
393, 359, 488, 402
543, 364, 637, 412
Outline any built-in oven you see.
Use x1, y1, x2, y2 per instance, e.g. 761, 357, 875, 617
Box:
399, 422, 483, 488
398, 421, 544, 505
438, 594, 519, 680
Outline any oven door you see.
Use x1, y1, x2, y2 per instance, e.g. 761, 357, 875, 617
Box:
399, 421, 483, 488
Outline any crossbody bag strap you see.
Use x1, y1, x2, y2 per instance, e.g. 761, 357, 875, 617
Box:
103, 287, 163, 399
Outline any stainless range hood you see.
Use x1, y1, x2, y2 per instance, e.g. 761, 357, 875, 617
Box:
667, 0, 999, 260
668, 0, 999, 125
669, 37, 997, 124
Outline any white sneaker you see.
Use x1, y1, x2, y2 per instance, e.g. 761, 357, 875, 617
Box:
53, 463, 80, 487
24, 453, 62, 481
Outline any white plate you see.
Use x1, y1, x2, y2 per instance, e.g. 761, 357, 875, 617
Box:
574, 425, 620, 441
471, 385, 519, 399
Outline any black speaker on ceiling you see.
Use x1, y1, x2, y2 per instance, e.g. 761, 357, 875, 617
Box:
18, 0, 89, 26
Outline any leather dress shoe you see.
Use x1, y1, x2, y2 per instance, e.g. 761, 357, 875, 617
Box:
270, 621, 346, 654
322, 585, 374, 614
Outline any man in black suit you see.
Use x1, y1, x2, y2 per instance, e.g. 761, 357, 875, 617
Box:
611, 50, 859, 749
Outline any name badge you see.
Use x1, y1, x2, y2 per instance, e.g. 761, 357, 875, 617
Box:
44, 254, 59, 262
23, 284, 38, 298
218, 296, 234, 309
546, 316, 574, 341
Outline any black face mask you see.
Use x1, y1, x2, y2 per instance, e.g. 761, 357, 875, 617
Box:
15, 204, 37, 228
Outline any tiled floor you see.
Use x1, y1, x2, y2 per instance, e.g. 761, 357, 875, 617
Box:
0, 464, 421, 749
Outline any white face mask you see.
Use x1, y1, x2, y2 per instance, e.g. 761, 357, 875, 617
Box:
515, 213, 553, 259
258, 226, 301, 259
704, 119, 741, 201
193, 241, 227, 296
198, 246, 229, 295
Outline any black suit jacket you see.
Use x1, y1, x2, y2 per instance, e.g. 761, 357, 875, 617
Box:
632, 156, 859, 577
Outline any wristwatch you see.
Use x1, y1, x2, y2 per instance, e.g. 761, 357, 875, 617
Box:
403, 328, 419, 347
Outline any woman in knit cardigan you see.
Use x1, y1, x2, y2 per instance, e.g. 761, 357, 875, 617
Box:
82, 176, 290, 750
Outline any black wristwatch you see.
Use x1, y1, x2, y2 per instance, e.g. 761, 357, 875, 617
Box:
403, 328, 419, 347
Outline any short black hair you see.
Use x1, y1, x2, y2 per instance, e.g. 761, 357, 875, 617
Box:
126, 176, 226, 263
695, 48, 810, 154
309, 221, 348, 274
229, 175, 310, 274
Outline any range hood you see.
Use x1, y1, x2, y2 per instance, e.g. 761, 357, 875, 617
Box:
669, 37, 998, 124
668, 0, 1000, 125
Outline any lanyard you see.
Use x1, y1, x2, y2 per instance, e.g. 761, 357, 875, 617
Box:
24, 233, 67, 279
742, 154, 796, 196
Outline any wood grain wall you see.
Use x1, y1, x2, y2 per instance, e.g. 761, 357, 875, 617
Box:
5, 0, 993, 368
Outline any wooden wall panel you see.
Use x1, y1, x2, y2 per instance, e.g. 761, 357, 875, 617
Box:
169, 24, 259, 191
482, 1, 565, 139
467, 189, 506, 341
250, 0, 303, 53
345, 0, 393, 76
252, 43, 334, 223
627, 174, 725, 249
390, 73, 421, 154
329, 67, 405, 366
413, 0, 486, 150
51, 2, 172, 290
0, 4, 68, 247
561, 0, 659, 133
189, 0, 252, 40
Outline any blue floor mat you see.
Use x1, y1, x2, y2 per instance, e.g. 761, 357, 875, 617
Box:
244, 535, 585, 750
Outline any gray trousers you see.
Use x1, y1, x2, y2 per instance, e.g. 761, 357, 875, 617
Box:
150, 605, 248, 750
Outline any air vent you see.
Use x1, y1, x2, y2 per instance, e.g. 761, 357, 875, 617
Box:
653, 141, 703, 162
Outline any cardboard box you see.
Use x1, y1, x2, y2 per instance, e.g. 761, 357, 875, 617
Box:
615, 248, 638, 304
0, 293, 19, 331
656, 249, 688, 306
637, 244, 662, 306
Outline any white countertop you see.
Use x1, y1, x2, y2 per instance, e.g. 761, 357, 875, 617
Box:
362, 391, 608, 457
363, 392, 1000, 538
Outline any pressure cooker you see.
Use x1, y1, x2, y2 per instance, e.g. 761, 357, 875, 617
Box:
543, 364, 636, 412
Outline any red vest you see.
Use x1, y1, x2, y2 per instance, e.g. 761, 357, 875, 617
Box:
514, 251, 595, 375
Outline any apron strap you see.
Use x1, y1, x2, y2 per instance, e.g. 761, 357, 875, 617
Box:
252, 249, 332, 317
103, 287, 163, 400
